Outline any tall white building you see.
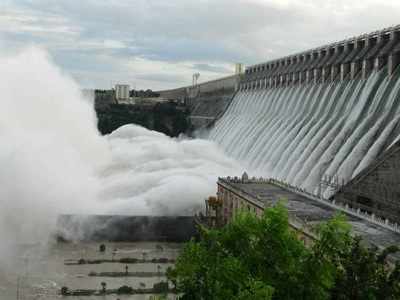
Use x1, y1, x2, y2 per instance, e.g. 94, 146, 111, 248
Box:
235, 63, 244, 74
115, 84, 130, 100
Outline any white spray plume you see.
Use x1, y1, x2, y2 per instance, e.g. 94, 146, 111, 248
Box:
100, 125, 240, 215
0, 47, 111, 264
0, 47, 241, 263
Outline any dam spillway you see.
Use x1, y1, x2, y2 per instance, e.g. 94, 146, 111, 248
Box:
210, 25, 400, 196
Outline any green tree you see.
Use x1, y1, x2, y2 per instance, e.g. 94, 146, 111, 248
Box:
330, 236, 400, 300
168, 203, 297, 299
168, 202, 400, 300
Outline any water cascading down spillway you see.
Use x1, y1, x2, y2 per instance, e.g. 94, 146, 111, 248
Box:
210, 25, 400, 197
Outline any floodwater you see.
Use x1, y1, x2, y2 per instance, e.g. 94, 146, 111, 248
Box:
0, 242, 182, 299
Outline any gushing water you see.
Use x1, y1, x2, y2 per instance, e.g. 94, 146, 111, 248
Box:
210, 68, 400, 194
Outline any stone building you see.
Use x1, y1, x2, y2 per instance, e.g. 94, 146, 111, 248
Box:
218, 172, 265, 224
215, 173, 320, 245
210, 173, 400, 252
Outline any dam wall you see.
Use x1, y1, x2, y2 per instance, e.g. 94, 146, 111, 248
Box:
157, 87, 187, 102
56, 215, 198, 242
189, 92, 235, 129
210, 25, 400, 223
158, 74, 240, 102
333, 140, 400, 222
186, 76, 239, 129
186, 75, 240, 104
158, 75, 240, 130
240, 25, 400, 90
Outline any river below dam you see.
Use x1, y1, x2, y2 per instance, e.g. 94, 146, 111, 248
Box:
0, 241, 182, 299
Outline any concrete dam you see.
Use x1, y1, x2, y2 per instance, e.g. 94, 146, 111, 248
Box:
209, 25, 400, 197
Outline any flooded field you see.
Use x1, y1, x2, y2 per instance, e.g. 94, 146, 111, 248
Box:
0, 242, 182, 299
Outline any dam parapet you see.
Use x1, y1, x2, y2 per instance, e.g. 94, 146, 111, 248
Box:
157, 74, 240, 106
241, 25, 400, 90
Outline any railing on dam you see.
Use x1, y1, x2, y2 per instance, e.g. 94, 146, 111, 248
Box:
241, 24, 400, 90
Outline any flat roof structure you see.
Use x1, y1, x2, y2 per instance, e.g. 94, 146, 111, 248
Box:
218, 177, 400, 259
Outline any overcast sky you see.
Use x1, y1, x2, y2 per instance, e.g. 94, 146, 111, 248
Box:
1, 0, 400, 90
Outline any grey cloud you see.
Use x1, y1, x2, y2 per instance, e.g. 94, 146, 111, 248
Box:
2, 0, 400, 89
135, 73, 187, 84
191, 63, 232, 74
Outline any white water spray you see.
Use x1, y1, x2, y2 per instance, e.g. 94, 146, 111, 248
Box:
0, 48, 241, 264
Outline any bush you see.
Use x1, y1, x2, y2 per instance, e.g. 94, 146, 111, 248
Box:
153, 281, 169, 293
60, 286, 69, 295
119, 257, 138, 263
117, 285, 134, 294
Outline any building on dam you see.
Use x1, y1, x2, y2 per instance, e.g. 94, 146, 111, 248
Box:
206, 173, 400, 255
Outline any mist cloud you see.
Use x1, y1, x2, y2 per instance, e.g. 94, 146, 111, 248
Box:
0, 47, 241, 265
0, 47, 110, 263
101, 125, 240, 215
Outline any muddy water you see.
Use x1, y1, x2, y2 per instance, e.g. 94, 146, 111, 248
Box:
0, 242, 182, 299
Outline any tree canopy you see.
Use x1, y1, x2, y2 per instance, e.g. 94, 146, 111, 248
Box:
167, 203, 400, 300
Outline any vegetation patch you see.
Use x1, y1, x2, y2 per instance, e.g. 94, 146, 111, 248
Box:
96, 101, 189, 136
64, 257, 175, 265
168, 203, 400, 300
60, 282, 173, 296
88, 271, 165, 277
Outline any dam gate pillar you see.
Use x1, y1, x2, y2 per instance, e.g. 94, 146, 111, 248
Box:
341, 42, 354, 80
362, 36, 379, 79
350, 39, 366, 79
388, 53, 400, 76
388, 31, 400, 76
